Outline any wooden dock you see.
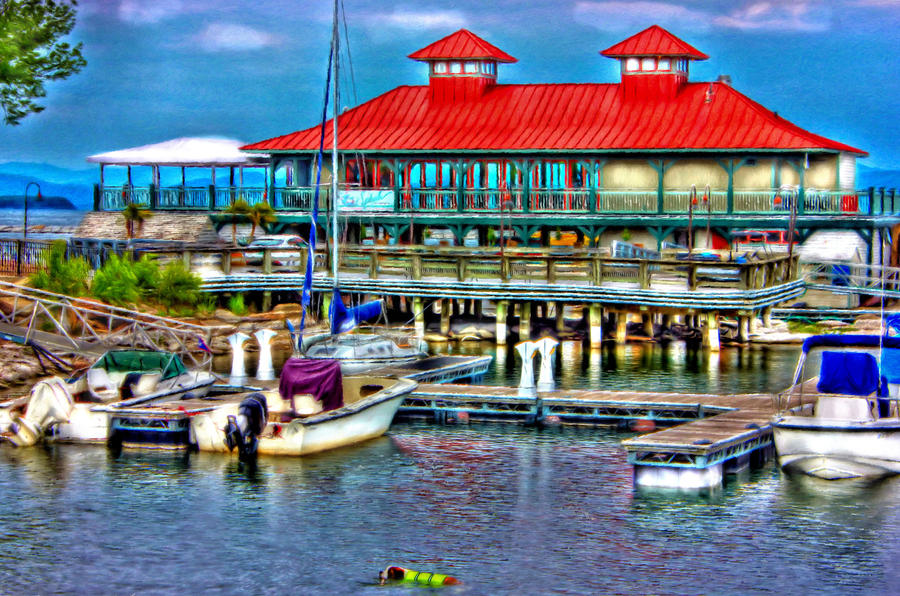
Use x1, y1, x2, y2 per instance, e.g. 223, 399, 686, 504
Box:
399, 383, 778, 490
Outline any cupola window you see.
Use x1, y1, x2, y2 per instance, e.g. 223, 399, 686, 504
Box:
641, 57, 656, 71
625, 58, 639, 72
434, 61, 447, 74
465, 61, 478, 74
450, 61, 462, 74
658, 58, 670, 71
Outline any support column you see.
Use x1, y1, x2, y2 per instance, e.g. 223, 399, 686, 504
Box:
704, 311, 720, 352
519, 302, 532, 340
321, 292, 331, 320
555, 302, 566, 333
616, 312, 628, 344
413, 296, 425, 338
496, 300, 509, 346
262, 291, 272, 312
762, 307, 773, 328
737, 315, 749, 343
641, 313, 652, 337
440, 299, 451, 336
589, 303, 604, 348
749, 312, 758, 335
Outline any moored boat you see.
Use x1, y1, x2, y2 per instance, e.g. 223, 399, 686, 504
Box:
0, 349, 216, 446
772, 334, 900, 480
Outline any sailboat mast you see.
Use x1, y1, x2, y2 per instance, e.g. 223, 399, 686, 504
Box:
330, 0, 340, 287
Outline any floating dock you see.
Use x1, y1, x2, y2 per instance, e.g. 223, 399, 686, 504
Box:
398, 384, 777, 490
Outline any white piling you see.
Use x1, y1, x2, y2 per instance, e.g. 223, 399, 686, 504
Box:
515, 340, 540, 397
535, 336, 559, 392
228, 332, 251, 380
254, 328, 277, 381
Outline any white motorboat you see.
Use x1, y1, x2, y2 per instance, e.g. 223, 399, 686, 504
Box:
1, 349, 216, 446
113, 358, 416, 456
772, 334, 900, 480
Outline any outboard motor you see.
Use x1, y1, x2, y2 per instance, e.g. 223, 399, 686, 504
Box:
9, 378, 75, 447
223, 393, 268, 460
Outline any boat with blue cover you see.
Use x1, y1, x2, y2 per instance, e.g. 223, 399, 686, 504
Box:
772, 334, 900, 479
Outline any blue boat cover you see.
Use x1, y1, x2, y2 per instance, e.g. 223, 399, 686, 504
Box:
882, 348, 900, 383
802, 334, 900, 353
817, 351, 880, 396
330, 288, 383, 335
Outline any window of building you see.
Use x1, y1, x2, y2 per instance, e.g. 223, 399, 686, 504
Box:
641, 57, 656, 71
434, 61, 447, 74
450, 61, 462, 74
658, 58, 670, 71
482, 61, 495, 75
625, 58, 639, 72
465, 61, 478, 74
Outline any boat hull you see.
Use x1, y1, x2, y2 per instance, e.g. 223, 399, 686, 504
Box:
192, 378, 416, 456
773, 416, 900, 479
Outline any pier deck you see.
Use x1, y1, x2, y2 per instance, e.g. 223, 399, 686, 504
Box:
400, 384, 777, 490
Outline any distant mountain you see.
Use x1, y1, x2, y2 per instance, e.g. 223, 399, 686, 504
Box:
857, 164, 900, 190
0, 162, 96, 185
0, 195, 76, 209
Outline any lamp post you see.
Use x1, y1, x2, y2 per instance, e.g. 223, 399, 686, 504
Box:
24, 182, 41, 241
499, 196, 514, 258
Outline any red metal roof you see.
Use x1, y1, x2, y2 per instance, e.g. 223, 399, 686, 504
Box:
408, 29, 517, 63
242, 82, 865, 156
601, 25, 708, 60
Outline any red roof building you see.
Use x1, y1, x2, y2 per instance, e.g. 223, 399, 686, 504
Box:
242, 26, 867, 246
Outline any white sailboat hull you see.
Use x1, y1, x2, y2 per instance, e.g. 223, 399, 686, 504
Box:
773, 416, 900, 479
192, 378, 415, 456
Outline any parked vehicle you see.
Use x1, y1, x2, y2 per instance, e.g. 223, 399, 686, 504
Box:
241, 235, 307, 269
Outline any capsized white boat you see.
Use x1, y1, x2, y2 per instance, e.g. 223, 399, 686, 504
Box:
0, 349, 216, 446
191, 358, 416, 457
772, 334, 900, 480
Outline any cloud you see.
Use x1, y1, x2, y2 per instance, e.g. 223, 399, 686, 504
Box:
574, 1, 709, 32
713, 2, 831, 32
118, 0, 188, 25
371, 8, 467, 30
195, 23, 279, 52
574, 1, 832, 33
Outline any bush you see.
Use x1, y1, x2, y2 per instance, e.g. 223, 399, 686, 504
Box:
156, 260, 202, 307
132, 254, 160, 296
29, 241, 90, 297
229, 293, 247, 316
91, 253, 139, 305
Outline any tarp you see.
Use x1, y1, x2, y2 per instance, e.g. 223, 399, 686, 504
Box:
279, 358, 343, 412
817, 351, 880, 396
92, 350, 186, 380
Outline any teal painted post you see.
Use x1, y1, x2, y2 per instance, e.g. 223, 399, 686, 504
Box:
208, 185, 215, 210
586, 160, 596, 214
868, 187, 875, 215
149, 183, 157, 210
649, 160, 671, 214
891, 189, 897, 214
523, 161, 531, 214
393, 160, 402, 213
93, 184, 101, 211
797, 167, 805, 216
880, 187, 886, 214
726, 161, 734, 214
456, 160, 466, 213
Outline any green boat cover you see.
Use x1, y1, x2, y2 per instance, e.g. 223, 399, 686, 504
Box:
91, 350, 186, 380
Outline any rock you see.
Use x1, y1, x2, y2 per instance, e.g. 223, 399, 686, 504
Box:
214, 308, 242, 323
819, 320, 849, 328
424, 333, 450, 342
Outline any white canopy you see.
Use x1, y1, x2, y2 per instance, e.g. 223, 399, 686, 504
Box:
86, 137, 268, 167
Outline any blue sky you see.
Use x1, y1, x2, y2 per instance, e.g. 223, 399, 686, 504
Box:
2, 0, 899, 171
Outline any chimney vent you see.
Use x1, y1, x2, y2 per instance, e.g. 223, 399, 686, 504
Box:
717, 74, 732, 86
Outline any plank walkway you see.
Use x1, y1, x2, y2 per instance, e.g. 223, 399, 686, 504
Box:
402, 384, 779, 475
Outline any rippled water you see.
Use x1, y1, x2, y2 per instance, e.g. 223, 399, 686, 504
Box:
4, 341, 897, 594
2, 425, 899, 594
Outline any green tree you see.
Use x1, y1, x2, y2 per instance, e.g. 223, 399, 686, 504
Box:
122, 203, 151, 239
0, 0, 87, 126
223, 197, 251, 245
91, 253, 139, 305
247, 201, 275, 241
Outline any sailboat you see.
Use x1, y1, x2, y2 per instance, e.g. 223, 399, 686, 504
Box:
288, 7, 427, 374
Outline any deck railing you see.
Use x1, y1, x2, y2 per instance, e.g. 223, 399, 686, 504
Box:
95, 184, 898, 217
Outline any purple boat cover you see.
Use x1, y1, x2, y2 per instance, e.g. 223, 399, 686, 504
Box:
279, 358, 344, 412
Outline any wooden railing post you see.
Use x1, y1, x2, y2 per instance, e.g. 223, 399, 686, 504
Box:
263, 249, 272, 275
457, 256, 467, 282
688, 262, 698, 291
369, 251, 378, 278
592, 255, 603, 285
501, 255, 510, 281
547, 257, 556, 284
222, 250, 232, 275
639, 261, 649, 289
412, 253, 422, 280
